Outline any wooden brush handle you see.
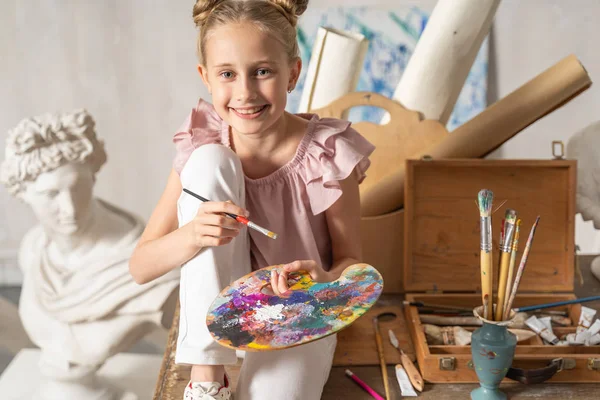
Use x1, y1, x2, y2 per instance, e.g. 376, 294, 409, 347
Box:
480, 251, 493, 320
401, 352, 424, 392
373, 318, 391, 399
495, 251, 512, 321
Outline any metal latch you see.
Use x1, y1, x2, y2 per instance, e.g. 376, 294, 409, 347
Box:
439, 357, 456, 371
421, 155, 433, 161
552, 140, 565, 159
553, 358, 576, 372
588, 358, 600, 371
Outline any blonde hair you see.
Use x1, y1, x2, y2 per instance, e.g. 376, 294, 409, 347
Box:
0, 109, 107, 197
192, 0, 309, 65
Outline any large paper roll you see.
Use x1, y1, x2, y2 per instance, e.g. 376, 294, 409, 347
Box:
361, 54, 592, 217
382, 0, 501, 125
298, 27, 369, 118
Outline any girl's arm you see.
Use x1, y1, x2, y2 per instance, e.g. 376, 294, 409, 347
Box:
129, 169, 198, 284
324, 170, 363, 280
129, 168, 246, 284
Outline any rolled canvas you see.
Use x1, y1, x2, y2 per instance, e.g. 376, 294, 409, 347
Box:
381, 0, 500, 125
298, 27, 369, 118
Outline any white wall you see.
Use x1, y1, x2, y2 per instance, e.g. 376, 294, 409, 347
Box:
1, 0, 599, 283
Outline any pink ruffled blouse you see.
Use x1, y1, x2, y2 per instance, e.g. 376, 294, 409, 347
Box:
172, 99, 375, 271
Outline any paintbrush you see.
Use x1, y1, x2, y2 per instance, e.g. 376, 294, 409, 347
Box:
417, 309, 473, 316
515, 295, 600, 313
477, 189, 494, 320
504, 216, 541, 316
182, 188, 278, 239
372, 317, 391, 400
495, 209, 517, 321
403, 301, 473, 313
502, 218, 521, 320
388, 329, 424, 392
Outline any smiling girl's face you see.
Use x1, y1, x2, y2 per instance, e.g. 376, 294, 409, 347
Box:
198, 22, 301, 137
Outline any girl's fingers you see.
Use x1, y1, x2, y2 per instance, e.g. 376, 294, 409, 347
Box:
202, 236, 233, 247
196, 213, 243, 230
199, 225, 240, 238
271, 270, 280, 296
278, 270, 288, 294
199, 201, 249, 217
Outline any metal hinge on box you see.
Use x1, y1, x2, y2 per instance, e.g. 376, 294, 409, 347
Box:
588, 358, 600, 371
554, 358, 577, 372
552, 140, 565, 159
439, 357, 456, 371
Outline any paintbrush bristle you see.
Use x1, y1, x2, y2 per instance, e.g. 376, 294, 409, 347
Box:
504, 209, 517, 224
477, 189, 494, 217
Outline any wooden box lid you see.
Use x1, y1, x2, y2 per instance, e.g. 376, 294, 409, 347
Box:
403, 159, 576, 293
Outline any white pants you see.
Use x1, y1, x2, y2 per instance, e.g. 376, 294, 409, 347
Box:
176, 144, 337, 400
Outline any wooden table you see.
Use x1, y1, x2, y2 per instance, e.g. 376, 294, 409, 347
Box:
154, 256, 600, 399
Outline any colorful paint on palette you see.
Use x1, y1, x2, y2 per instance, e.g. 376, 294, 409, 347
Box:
206, 263, 383, 351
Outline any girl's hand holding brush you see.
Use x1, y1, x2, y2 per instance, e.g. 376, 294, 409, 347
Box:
186, 200, 247, 249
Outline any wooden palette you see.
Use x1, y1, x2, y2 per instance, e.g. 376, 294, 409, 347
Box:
206, 264, 383, 351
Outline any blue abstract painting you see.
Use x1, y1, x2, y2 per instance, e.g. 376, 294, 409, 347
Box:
288, 6, 488, 131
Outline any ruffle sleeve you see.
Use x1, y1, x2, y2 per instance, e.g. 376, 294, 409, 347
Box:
172, 99, 227, 174
300, 118, 375, 215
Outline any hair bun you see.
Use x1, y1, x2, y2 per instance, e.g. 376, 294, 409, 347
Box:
193, 0, 226, 28
269, 0, 309, 26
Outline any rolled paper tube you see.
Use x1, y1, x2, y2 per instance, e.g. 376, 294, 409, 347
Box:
382, 0, 501, 125
298, 27, 368, 118
361, 54, 592, 217
421, 312, 528, 329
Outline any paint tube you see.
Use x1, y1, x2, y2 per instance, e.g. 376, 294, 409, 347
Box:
538, 316, 553, 344
395, 365, 418, 397
556, 340, 569, 346
587, 319, 600, 336
575, 330, 591, 344
576, 306, 597, 333
589, 333, 600, 345
539, 316, 553, 331
525, 315, 559, 345
566, 333, 584, 345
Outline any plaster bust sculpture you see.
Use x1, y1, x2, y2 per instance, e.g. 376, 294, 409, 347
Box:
0, 109, 179, 399
566, 121, 600, 283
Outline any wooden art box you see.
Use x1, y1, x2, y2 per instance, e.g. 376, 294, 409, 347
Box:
402, 158, 600, 383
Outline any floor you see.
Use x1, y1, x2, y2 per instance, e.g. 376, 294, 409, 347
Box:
2, 256, 600, 399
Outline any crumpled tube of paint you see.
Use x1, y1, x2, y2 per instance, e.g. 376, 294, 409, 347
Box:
538, 316, 554, 344
576, 306, 597, 333
566, 332, 585, 345
526, 315, 559, 345
587, 319, 600, 336
574, 331, 591, 344
395, 365, 418, 397
589, 333, 600, 345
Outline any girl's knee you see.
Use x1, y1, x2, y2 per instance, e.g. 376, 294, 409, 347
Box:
180, 144, 244, 192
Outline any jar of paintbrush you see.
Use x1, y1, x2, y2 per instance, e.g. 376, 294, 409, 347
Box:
470, 305, 517, 400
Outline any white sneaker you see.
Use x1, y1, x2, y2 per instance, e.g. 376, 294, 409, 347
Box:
183, 374, 232, 400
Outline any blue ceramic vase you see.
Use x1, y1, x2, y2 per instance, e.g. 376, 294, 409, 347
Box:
470, 305, 517, 400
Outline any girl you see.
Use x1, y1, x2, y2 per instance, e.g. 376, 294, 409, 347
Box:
129, 1, 375, 399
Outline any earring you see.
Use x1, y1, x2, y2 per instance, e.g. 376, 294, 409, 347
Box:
287, 88, 293, 93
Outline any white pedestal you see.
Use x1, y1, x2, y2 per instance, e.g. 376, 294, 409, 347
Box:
0, 349, 163, 400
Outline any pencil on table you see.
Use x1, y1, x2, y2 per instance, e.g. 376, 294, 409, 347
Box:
495, 209, 517, 321
504, 216, 541, 316
502, 219, 521, 320
477, 189, 494, 320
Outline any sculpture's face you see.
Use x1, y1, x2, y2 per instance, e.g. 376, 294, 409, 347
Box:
20, 162, 94, 236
